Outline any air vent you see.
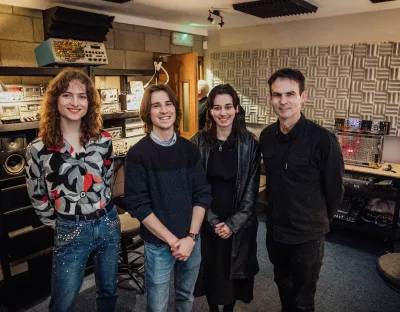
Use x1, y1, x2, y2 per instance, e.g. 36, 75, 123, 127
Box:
370, 0, 395, 3
103, 0, 133, 3
43, 7, 114, 42
233, 0, 318, 19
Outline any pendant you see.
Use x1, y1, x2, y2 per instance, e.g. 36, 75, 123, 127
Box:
219, 146, 222, 151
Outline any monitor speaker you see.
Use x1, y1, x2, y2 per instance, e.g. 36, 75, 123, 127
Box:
0, 149, 26, 180
1, 136, 27, 152
0, 135, 27, 180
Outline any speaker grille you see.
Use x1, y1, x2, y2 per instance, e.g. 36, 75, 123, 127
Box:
4, 153, 25, 176
233, 0, 318, 19
43, 7, 115, 42
103, 0, 133, 3
370, 0, 395, 3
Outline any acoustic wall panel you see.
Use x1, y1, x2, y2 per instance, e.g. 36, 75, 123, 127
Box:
211, 41, 400, 136
349, 43, 400, 135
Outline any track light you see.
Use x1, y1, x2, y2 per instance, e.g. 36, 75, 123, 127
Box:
208, 9, 225, 28
218, 17, 224, 29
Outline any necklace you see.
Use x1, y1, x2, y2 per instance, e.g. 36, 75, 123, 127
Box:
217, 140, 226, 151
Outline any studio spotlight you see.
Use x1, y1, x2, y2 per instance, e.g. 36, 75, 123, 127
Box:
208, 9, 224, 27
218, 18, 224, 29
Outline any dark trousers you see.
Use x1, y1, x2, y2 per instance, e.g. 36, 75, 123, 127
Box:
266, 238, 325, 312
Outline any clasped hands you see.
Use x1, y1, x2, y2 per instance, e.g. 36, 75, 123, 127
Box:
169, 237, 195, 262
215, 222, 232, 239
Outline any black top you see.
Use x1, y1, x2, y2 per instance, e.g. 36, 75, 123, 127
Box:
198, 96, 208, 130
260, 114, 344, 244
207, 140, 238, 220
124, 136, 212, 244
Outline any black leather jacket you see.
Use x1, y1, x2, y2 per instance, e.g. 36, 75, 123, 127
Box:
191, 130, 260, 279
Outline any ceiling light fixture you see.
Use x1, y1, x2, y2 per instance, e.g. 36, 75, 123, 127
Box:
218, 17, 224, 29
207, 9, 225, 29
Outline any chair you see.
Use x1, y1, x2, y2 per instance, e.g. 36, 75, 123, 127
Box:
376, 253, 400, 293
118, 212, 145, 294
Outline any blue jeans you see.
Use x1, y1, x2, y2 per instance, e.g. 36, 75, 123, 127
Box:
49, 207, 121, 312
144, 239, 201, 312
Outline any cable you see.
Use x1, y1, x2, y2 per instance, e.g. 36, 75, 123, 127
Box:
143, 61, 170, 88
143, 61, 157, 89
160, 64, 170, 85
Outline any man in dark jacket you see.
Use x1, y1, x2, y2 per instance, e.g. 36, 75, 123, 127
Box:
260, 68, 344, 312
198, 80, 209, 130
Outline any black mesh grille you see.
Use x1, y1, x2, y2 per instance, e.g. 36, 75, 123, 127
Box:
370, 0, 396, 3
43, 7, 114, 42
103, 0, 133, 3
233, 0, 318, 19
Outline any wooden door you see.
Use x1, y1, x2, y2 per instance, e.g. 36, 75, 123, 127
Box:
159, 52, 198, 139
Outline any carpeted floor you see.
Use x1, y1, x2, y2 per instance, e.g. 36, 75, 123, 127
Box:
22, 220, 400, 312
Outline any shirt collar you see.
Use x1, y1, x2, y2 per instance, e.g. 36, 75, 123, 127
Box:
150, 131, 177, 146
276, 113, 306, 141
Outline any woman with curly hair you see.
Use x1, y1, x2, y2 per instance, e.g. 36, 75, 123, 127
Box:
25, 68, 120, 312
192, 84, 260, 312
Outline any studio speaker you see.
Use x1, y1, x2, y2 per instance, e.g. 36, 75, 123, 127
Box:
0, 149, 27, 179
0, 135, 27, 180
1, 136, 27, 152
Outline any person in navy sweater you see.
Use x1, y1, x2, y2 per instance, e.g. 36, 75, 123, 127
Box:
124, 84, 212, 312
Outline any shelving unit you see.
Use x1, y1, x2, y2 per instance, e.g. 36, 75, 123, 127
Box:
0, 66, 63, 76
0, 65, 148, 281
0, 111, 139, 133
333, 164, 400, 252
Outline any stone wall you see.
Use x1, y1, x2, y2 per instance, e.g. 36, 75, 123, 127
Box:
0, 4, 206, 84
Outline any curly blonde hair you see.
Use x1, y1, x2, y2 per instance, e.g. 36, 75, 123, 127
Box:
39, 67, 102, 148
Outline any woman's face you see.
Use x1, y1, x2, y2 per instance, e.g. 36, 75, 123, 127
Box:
57, 79, 89, 123
210, 94, 238, 130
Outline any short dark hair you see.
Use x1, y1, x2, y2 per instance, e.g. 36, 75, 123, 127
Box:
204, 84, 246, 145
268, 68, 306, 95
139, 84, 181, 136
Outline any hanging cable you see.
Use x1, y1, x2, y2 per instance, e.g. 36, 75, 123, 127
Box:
143, 61, 170, 88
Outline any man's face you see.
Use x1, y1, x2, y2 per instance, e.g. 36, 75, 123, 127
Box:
270, 78, 306, 122
149, 90, 176, 132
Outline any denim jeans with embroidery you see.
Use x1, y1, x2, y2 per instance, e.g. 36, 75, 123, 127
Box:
144, 238, 201, 312
49, 207, 121, 312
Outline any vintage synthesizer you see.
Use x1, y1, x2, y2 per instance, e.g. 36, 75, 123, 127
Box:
334, 119, 387, 168
334, 118, 390, 135
35, 38, 108, 66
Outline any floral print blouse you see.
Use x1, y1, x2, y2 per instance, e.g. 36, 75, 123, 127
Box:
25, 131, 114, 227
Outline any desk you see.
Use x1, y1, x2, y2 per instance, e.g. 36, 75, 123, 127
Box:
344, 163, 400, 180
260, 162, 400, 252
343, 163, 400, 252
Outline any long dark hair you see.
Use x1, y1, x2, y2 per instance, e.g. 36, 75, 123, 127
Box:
140, 84, 181, 136
203, 84, 246, 146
